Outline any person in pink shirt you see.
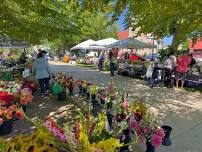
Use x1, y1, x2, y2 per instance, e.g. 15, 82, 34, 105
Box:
176, 51, 191, 88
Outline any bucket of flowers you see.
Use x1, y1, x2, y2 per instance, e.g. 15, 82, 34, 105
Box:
129, 112, 165, 152
0, 91, 24, 135
21, 79, 38, 94
81, 80, 87, 96
89, 85, 97, 102
97, 88, 106, 105
67, 77, 75, 96
18, 88, 33, 112
129, 101, 148, 122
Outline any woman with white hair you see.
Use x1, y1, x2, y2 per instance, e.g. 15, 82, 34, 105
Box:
163, 55, 176, 87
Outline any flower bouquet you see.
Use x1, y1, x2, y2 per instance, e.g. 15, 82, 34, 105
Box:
66, 77, 75, 96
129, 112, 165, 152
22, 79, 38, 93
0, 100, 24, 135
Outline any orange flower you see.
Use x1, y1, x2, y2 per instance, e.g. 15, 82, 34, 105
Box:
0, 111, 3, 116
6, 114, 13, 120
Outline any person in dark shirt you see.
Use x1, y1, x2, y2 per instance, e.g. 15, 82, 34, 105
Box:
188, 53, 196, 68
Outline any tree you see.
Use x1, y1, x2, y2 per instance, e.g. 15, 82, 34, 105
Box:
90, 0, 202, 52
0, 0, 117, 53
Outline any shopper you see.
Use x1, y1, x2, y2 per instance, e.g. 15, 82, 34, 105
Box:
109, 50, 116, 76
98, 52, 105, 71
176, 51, 191, 88
32, 52, 51, 97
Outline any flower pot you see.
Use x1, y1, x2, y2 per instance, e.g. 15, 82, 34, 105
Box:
0, 120, 14, 135
100, 98, 105, 105
91, 94, 96, 101
79, 87, 82, 95
68, 88, 74, 96
82, 88, 87, 96
146, 141, 155, 152
161, 125, 172, 146
57, 92, 66, 101
107, 114, 113, 129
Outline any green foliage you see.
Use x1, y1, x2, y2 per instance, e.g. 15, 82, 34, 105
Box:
0, 0, 118, 51
98, 0, 202, 50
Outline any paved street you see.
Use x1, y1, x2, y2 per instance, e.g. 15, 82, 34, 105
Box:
50, 61, 202, 152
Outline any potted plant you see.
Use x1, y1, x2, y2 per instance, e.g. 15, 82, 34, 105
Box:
129, 113, 165, 152
0, 91, 24, 135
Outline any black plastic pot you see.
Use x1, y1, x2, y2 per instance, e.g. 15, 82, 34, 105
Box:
107, 114, 113, 129
0, 120, 14, 135
100, 98, 105, 105
82, 88, 87, 96
68, 87, 74, 96
91, 94, 96, 101
146, 141, 155, 152
161, 125, 172, 146
57, 92, 66, 101
79, 86, 82, 95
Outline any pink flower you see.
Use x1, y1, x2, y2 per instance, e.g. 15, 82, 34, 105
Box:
144, 127, 152, 134
155, 128, 165, 138
122, 100, 129, 110
129, 118, 139, 130
151, 134, 163, 148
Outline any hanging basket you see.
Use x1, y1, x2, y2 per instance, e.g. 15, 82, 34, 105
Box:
0, 120, 14, 135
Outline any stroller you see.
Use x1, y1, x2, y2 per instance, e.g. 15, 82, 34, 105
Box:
146, 62, 175, 88
146, 62, 163, 88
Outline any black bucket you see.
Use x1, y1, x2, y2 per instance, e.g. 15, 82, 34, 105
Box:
0, 120, 14, 135
57, 92, 66, 101
161, 125, 172, 146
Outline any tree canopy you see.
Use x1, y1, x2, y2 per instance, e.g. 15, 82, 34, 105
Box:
0, 0, 118, 51
113, 0, 202, 50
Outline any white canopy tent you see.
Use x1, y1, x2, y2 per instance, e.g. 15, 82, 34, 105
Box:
71, 39, 105, 50
107, 38, 157, 49
91, 38, 118, 47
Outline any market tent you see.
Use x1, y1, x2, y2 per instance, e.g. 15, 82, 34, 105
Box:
0, 42, 30, 49
71, 39, 105, 50
107, 38, 157, 49
91, 38, 118, 46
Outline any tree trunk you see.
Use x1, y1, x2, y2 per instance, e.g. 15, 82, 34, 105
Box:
170, 25, 180, 54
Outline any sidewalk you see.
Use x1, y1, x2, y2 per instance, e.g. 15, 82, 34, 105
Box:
50, 61, 202, 152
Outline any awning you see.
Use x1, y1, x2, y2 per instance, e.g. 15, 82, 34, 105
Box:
107, 38, 157, 49
71, 39, 105, 50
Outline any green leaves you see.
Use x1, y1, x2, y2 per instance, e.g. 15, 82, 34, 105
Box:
0, 0, 117, 52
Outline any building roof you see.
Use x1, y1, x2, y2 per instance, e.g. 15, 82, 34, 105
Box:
189, 40, 202, 50
117, 30, 129, 40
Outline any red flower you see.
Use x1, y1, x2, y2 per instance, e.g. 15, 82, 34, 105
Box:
0, 92, 15, 104
85, 111, 89, 120
88, 121, 95, 136
75, 122, 80, 140
16, 110, 24, 119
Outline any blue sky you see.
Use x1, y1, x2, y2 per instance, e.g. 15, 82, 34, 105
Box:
117, 15, 173, 46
